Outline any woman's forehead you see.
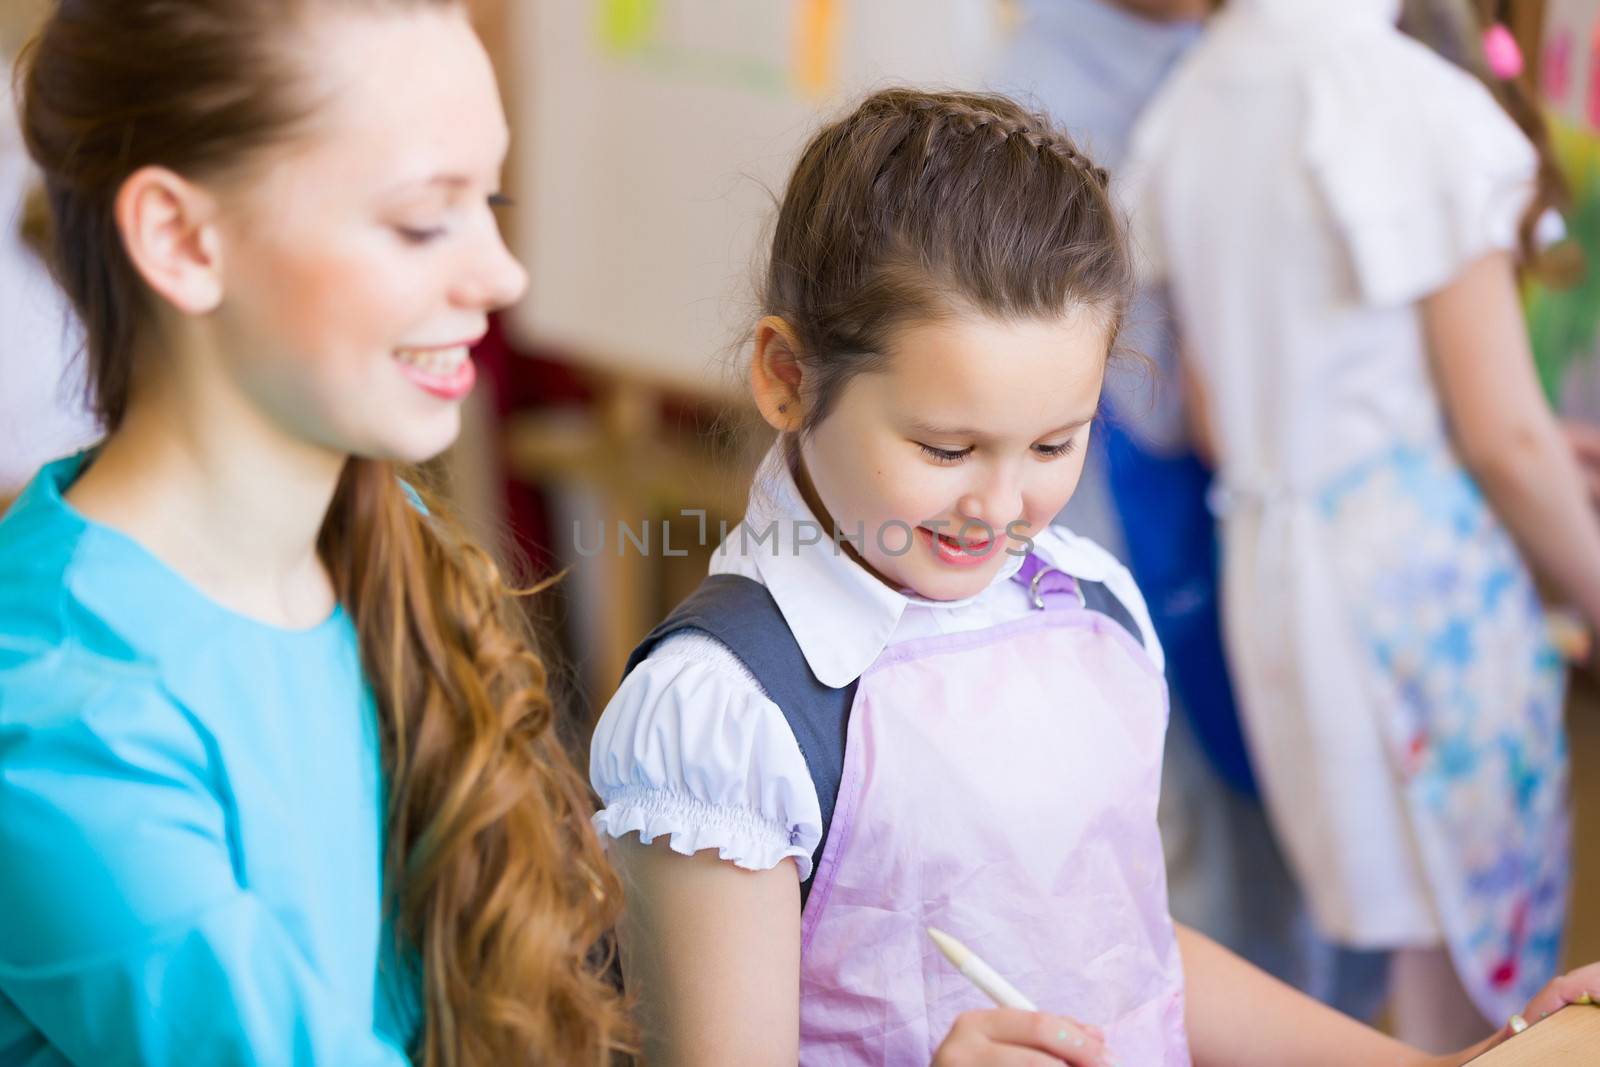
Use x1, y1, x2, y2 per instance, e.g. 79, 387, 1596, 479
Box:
283, 7, 507, 179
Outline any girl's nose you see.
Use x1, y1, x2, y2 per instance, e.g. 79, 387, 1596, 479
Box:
958, 468, 1024, 533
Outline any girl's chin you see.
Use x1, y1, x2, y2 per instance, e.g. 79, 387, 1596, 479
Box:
878, 554, 1005, 602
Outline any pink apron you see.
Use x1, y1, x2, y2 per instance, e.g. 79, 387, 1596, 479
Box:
797, 566, 1191, 1065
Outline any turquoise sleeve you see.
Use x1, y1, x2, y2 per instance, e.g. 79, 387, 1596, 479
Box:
0, 662, 412, 1067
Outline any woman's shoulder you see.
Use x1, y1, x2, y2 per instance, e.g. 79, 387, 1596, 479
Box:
0, 467, 110, 661
0, 463, 216, 738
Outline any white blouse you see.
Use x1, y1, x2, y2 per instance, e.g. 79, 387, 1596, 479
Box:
590, 447, 1162, 878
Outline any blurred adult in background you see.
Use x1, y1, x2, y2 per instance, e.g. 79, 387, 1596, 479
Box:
0, 1, 97, 503
1125, 0, 1600, 1050
991, 0, 1390, 1023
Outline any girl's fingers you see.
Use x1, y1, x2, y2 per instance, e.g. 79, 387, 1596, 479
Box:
984, 1051, 1087, 1067
934, 1011, 1120, 1067
960, 1011, 1113, 1067
1514, 963, 1600, 1031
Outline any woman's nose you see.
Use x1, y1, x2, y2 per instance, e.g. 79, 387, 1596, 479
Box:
456, 221, 530, 311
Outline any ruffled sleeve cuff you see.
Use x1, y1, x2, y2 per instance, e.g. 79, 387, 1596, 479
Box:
593, 787, 815, 875
589, 633, 825, 879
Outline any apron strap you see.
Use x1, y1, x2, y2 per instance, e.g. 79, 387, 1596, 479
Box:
625, 574, 856, 907
1012, 553, 1144, 644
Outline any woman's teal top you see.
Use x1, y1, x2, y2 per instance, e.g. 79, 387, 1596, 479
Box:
0, 454, 421, 1066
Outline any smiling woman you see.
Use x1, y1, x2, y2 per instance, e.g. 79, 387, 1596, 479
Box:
0, 3, 627, 1066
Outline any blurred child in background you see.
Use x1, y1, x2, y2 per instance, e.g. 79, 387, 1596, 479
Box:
1125, 0, 1600, 1049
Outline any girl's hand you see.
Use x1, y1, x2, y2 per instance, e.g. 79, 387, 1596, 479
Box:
1452, 961, 1600, 1064
931, 1008, 1115, 1067
1505, 961, 1600, 1036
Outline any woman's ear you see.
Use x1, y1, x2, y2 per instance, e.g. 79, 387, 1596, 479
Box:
114, 165, 225, 315
751, 316, 807, 433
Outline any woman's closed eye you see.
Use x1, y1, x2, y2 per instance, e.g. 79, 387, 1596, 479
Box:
396, 195, 512, 246
395, 223, 447, 245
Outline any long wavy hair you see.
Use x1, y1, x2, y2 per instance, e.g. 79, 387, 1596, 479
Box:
17, 2, 629, 1063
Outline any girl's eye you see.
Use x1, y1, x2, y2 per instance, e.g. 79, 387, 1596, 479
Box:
1034, 439, 1077, 459
917, 442, 972, 464
489, 193, 515, 209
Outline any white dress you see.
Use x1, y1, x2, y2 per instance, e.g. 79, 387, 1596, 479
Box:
1122, 0, 1570, 1023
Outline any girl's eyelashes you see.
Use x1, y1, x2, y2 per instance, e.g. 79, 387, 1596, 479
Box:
1034, 439, 1077, 459
916, 439, 1078, 463
917, 442, 972, 464
488, 192, 515, 209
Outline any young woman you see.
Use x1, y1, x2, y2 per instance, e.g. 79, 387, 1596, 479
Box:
0, 2, 627, 1063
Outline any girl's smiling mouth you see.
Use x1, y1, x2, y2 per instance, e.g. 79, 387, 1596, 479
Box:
919, 525, 999, 567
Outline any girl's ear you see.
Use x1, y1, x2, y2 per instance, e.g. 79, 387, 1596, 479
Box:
750, 316, 808, 434
114, 165, 225, 315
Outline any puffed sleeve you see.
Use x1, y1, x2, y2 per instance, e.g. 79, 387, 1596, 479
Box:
590, 632, 824, 878
1304, 31, 1542, 307
0, 652, 411, 1067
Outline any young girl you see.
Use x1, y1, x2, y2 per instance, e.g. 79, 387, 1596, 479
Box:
0, 2, 625, 1064
1122, 0, 1600, 1051
590, 88, 1600, 1065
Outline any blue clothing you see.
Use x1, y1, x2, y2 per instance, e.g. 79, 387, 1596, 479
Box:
0, 454, 421, 1066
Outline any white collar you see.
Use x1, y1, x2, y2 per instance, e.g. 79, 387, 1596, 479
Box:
712, 445, 1093, 687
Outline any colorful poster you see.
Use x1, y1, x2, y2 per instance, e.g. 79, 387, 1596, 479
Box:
595, 0, 840, 98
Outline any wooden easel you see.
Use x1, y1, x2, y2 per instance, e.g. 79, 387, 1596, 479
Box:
503, 370, 760, 704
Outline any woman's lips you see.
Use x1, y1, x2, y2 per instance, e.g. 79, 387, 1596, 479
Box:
393, 344, 476, 400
